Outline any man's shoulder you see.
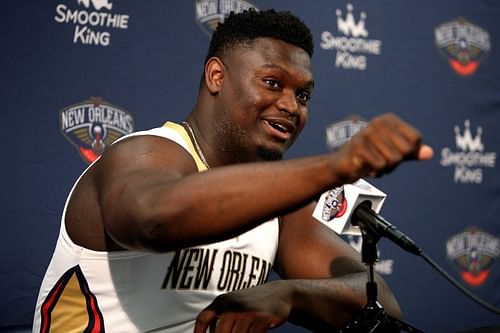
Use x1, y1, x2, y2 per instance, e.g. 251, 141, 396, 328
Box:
109, 122, 188, 149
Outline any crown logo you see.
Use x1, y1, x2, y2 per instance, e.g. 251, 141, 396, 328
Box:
336, 3, 368, 38
77, 0, 113, 11
455, 120, 483, 152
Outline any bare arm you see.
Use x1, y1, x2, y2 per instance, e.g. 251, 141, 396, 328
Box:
194, 204, 401, 333
94, 135, 339, 251
92, 113, 431, 252
274, 203, 401, 330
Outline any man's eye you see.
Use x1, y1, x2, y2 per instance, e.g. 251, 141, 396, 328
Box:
265, 79, 280, 89
296, 92, 311, 103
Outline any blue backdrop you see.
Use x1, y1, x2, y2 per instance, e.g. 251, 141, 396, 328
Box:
1, 1, 499, 332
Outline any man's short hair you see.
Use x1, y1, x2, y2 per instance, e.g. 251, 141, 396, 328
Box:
205, 8, 314, 64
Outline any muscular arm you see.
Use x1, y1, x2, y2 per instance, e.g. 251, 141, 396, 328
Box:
95, 136, 337, 252
194, 204, 401, 333
275, 203, 402, 330
77, 114, 431, 252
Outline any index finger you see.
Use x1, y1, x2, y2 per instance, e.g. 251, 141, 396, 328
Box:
194, 308, 218, 333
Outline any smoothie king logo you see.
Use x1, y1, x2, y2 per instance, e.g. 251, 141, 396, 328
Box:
440, 120, 496, 184
59, 97, 134, 163
54, 0, 130, 46
195, 0, 256, 35
446, 228, 498, 287
435, 18, 490, 76
320, 3, 382, 71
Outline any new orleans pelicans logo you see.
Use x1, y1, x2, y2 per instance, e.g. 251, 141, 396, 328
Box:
59, 97, 134, 163
325, 116, 367, 151
434, 18, 491, 76
321, 186, 347, 222
446, 228, 499, 287
194, 0, 256, 35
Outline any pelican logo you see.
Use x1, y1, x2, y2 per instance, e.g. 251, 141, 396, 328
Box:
321, 186, 347, 222
440, 120, 496, 184
194, 0, 256, 35
59, 97, 134, 163
446, 228, 499, 287
435, 18, 491, 76
54, 0, 130, 46
320, 3, 382, 71
325, 117, 368, 151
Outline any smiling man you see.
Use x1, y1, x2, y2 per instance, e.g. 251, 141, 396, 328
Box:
33, 8, 432, 333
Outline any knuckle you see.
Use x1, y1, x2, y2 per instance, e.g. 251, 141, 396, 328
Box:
387, 155, 402, 167
371, 116, 385, 127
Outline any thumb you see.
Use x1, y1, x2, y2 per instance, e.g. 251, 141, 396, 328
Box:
194, 308, 218, 333
416, 144, 434, 161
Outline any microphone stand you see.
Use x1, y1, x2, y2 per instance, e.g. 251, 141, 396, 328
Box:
338, 203, 424, 333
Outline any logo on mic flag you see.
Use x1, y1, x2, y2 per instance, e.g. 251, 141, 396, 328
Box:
319, 186, 347, 222
312, 178, 386, 235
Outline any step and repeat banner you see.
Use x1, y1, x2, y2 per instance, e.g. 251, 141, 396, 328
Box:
1, 1, 499, 332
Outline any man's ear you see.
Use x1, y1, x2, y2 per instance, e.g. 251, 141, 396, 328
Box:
204, 57, 224, 94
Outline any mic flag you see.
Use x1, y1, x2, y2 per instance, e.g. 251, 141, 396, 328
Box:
312, 178, 386, 235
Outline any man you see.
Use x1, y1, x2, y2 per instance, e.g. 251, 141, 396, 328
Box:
33, 9, 433, 333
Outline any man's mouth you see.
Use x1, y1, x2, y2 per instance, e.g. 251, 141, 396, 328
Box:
263, 119, 296, 140
269, 121, 288, 133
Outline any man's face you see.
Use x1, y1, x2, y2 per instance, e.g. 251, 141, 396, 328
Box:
212, 37, 314, 162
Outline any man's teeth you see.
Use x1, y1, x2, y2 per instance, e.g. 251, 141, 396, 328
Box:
270, 122, 287, 133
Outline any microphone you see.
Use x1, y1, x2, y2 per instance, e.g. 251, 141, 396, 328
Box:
353, 201, 422, 255
312, 179, 421, 255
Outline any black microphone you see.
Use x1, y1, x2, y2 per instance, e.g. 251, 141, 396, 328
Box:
352, 201, 422, 256
312, 179, 422, 256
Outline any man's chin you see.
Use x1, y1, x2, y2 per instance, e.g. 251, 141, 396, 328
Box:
256, 146, 284, 161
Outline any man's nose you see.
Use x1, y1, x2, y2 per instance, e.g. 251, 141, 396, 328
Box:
276, 89, 299, 116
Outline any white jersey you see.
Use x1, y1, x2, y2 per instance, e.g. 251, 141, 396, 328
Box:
33, 122, 280, 333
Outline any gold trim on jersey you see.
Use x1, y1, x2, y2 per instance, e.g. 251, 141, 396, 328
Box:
163, 121, 208, 172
